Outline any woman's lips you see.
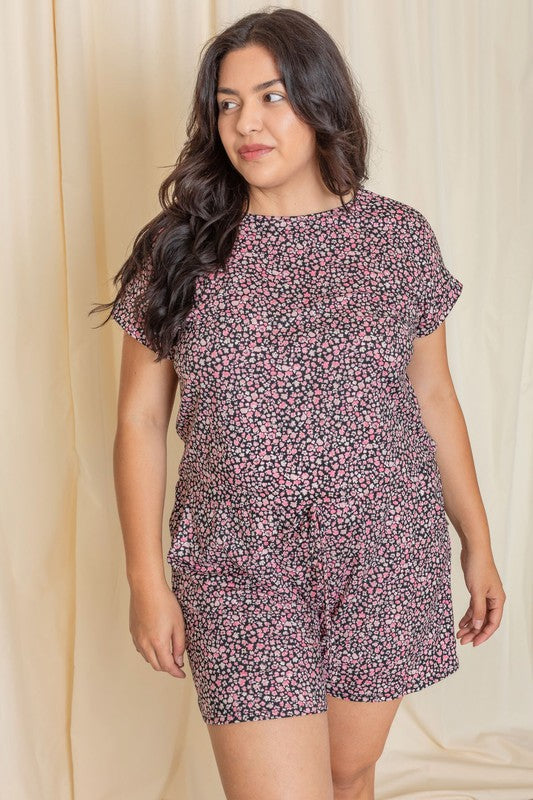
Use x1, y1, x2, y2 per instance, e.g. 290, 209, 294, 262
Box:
239, 147, 274, 161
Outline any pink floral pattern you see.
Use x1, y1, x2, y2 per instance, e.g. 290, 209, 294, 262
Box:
111, 187, 463, 725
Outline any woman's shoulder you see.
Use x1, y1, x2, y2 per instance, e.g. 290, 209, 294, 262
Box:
357, 186, 431, 233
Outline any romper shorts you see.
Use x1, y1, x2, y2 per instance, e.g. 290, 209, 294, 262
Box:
167, 483, 460, 726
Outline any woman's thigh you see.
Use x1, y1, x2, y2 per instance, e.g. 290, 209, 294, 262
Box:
327, 694, 403, 787
207, 710, 334, 800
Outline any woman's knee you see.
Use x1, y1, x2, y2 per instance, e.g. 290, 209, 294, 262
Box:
331, 754, 378, 797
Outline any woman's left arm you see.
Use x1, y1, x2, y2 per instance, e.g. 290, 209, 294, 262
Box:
406, 322, 506, 649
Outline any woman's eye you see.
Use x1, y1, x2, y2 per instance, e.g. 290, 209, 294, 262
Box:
219, 92, 284, 112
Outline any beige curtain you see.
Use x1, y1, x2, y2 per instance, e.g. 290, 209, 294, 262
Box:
3, 0, 532, 797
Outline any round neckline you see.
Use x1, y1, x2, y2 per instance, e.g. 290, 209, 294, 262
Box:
242, 190, 360, 221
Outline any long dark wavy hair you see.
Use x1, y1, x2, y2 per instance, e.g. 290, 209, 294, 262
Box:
89, 5, 372, 361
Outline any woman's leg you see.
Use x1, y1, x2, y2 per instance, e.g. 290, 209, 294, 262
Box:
207, 710, 335, 800
327, 694, 403, 800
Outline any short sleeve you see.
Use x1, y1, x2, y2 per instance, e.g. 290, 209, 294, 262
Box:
414, 215, 463, 337
110, 253, 173, 359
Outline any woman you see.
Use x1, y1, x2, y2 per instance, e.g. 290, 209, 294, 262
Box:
92, 8, 505, 800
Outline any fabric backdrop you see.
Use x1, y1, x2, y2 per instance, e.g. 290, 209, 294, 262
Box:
2, 1, 532, 798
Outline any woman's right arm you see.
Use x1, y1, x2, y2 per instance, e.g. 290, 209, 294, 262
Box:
113, 332, 187, 677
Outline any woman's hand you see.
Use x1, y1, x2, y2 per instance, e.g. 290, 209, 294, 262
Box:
129, 579, 187, 678
457, 544, 506, 647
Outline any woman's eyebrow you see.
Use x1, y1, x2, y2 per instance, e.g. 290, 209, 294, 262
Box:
216, 78, 284, 96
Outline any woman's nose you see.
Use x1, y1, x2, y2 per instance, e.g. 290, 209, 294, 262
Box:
235, 104, 263, 135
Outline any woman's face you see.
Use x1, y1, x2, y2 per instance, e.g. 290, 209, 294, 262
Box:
216, 44, 319, 208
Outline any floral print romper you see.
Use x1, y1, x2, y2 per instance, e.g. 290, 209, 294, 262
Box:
111, 186, 463, 725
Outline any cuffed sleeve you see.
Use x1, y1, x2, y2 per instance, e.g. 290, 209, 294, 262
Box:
110, 252, 173, 359
414, 215, 463, 337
